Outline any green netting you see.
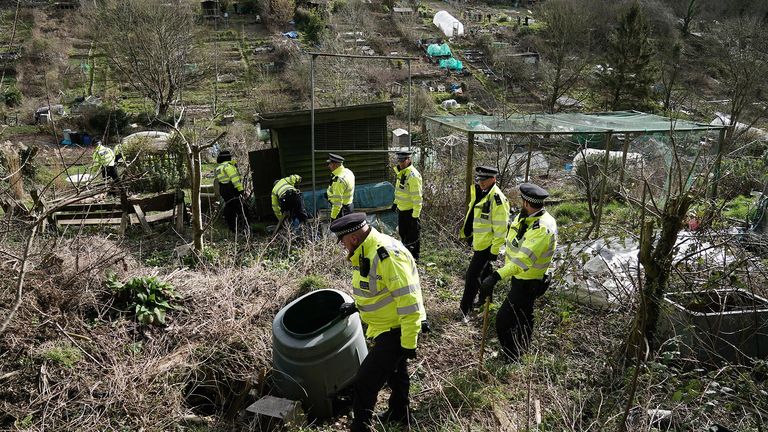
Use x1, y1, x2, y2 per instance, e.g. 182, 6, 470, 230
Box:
438, 57, 463, 71
425, 111, 725, 134
427, 43, 452, 57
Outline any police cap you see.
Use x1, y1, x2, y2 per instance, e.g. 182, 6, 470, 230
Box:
329, 212, 368, 240
327, 153, 345, 163
519, 183, 549, 204
217, 149, 232, 163
395, 150, 413, 161
475, 166, 499, 180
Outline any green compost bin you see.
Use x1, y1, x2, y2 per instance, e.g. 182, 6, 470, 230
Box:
272, 289, 368, 419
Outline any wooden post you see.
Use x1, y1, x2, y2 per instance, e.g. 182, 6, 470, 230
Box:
524, 137, 534, 182
593, 131, 613, 238
175, 189, 185, 232
619, 133, 631, 186
465, 132, 475, 207
710, 128, 727, 199
132, 204, 152, 233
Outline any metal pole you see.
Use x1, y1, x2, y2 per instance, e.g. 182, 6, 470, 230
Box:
311, 54, 317, 216
407, 59, 412, 147
466, 132, 475, 207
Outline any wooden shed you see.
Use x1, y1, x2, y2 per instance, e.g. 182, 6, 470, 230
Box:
250, 101, 395, 218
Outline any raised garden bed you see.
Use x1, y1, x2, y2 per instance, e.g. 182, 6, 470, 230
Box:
661, 289, 768, 364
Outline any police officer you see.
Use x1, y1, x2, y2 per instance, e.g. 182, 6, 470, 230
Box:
332, 213, 425, 432
326, 153, 355, 221
271, 174, 308, 230
458, 166, 510, 319
214, 149, 246, 232
393, 150, 423, 260
479, 183, 558, 362
92, 141, 119, 182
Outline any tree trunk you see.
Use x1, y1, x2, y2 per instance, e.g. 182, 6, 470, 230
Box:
626, 194, 692, 359
189, 148, 204, 252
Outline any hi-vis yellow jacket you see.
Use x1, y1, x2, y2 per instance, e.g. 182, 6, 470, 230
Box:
460, 183, 510, 255
92, 144, 115, 170
271, 174, 301, 219
393, 164, 423, 218
350, 228, 425, 349
327, 165, 355, 219
497, 209, 558, 281
215, 161, 243, 192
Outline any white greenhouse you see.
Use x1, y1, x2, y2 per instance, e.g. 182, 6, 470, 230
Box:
432, 10, 464, 37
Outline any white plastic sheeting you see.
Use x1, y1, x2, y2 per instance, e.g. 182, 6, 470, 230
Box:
433, 11, 464, 37
556, 233, 736, 309
121, 131, 172, 151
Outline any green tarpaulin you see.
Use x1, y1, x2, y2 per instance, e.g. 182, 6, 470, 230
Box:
427, 43, 451, 57
439, 57, 463, 71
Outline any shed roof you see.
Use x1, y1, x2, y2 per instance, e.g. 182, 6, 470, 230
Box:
425, 111, 725, 135
257, 102, 394, 129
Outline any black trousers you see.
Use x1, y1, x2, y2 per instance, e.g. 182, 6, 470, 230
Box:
496, 278, 545, 362
279, 189, 308, 223
351, 329, 409, 432
332, 204, 353, 222
460, 247, 494, 314
398, 209, 421, 260
220, 184, 245, 232
101, 165, 119, 182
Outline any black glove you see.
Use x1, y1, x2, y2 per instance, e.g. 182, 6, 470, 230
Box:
479, 272, 501, 301
338, 302, 358, 318
402, 347, 417, 359
391, 203, 398, 211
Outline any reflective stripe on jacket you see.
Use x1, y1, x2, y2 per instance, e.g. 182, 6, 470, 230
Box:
271, 174, 301, 219
351, 228, 425, 349
215, 161, 243, 192
497, 209, 558, 280
327, 165, 355, 219
459, 183, 510, 255
393, 165, 423, 218
92, 145, 115, 168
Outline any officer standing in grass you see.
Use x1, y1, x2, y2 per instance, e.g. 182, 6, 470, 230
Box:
392, 150, 423, 260
326, 153, 355, 221
458, 166, 510, 320
332, 212, 425, 431
92, 141, 119, 183
478, 183, 558, 362
214, 149, 246, 232
271, 174, 308, 230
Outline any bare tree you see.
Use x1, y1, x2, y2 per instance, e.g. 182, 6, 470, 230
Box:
536, 0, 592, 113
708, 18, 768, 144
84, 0, 200, 117
165, 111, 226, 253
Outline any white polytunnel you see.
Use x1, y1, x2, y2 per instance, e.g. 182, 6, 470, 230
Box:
433, 10, 464, 37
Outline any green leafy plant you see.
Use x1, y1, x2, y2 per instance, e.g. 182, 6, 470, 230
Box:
108, 274, 184, 325
2, 86, 22, 107
42, 344, 82, 368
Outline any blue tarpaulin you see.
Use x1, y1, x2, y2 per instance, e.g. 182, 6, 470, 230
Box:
283, 31, 299, 39
302, 182, 395, 215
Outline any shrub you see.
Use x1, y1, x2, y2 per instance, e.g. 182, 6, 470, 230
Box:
108, 274, 184, 326
717, 156, 767, 199
295, 8, 325, 45
2, 86, 22, 107
123, 133, 188, 192
574, 153, 624, 202
80, 105, 130, 139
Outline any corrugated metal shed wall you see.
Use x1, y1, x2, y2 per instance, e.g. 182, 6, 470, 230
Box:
276, 118, 389, 190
